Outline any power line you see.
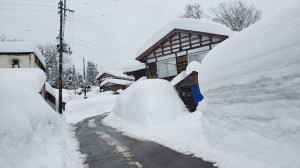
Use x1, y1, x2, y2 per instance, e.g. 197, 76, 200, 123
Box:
86, 0, 184, 18
0, 28, 58, 32
0, 2, 57, 8
0, 7, 56, 12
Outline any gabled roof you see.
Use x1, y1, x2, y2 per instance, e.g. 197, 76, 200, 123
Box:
96, 69, 135, 81
136, 18, 232, 60
100, 79, 134, 87
0, 68, 46, 92
0, 42, 46, 67
122, 60, 146, 73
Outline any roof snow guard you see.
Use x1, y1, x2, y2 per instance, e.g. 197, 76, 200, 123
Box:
136, 18, 232, 61
0, 42, 46, 68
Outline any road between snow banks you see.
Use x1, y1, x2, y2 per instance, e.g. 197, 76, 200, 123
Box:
76, 114, 217, 168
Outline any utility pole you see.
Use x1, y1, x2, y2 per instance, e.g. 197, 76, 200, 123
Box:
58, 0, 63, 114
58, 0, 74, 114
83, 57, 87, 99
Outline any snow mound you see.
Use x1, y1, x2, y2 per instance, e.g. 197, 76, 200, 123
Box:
0, 85, 62, 168
0, 68, 46, 92
198, 2, 300, 168
104, 79, 187, 127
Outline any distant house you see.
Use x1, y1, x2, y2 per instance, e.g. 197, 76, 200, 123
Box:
0, 68, 56, 111
122, 60, 146, 80
100, 79, 134, 93
135, 19, 231, 111
96, 69, 135, 92
0, 42, 46, 71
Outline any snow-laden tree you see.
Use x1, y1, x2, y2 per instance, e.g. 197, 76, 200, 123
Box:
0, 34, 22, 42
210, 0, 262, 31
38, 42, 59, 88
38, 42, 72, 88
86, 61, 99, 86
179, 3, 205, 19
63, 65, 78, 89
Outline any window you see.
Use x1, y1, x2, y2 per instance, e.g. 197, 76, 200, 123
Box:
12, 59, 20, 68
188, 50, 209, 63
157, 58, 177, 78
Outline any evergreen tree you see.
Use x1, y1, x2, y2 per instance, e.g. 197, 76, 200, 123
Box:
86, 61, 99, 86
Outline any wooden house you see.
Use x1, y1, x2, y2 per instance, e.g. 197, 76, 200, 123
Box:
122, 60, 146, 80
135, 19, 231, 111
96, 69, 135, 92
100, 79, 134, 93
0, 42, 46, 71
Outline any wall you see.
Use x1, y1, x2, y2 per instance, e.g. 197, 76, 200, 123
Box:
0, 53, 39, 68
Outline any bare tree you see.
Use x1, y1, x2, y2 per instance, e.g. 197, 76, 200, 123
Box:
179, 3, 205, 19
0, 34, 22, 42
210, 0, 262, 31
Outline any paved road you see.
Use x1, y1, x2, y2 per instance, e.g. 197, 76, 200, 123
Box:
76, 114, 217, 168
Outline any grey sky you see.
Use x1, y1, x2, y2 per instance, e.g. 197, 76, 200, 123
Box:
0, 0, 297, 71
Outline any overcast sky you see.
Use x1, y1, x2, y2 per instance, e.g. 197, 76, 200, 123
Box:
0, 0, 297, 72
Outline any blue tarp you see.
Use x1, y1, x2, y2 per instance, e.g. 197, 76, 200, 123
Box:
190, 84, 204, 107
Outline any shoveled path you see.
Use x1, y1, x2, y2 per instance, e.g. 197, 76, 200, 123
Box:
76, 114, 217, 168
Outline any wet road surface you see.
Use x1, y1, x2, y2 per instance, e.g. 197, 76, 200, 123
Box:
76, 114, 217, 168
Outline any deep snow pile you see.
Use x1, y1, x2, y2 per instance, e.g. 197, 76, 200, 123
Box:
198, 2, 300, 168
64, 91, 118, 124
0, 85, 84, 168
104, 79, 187, 127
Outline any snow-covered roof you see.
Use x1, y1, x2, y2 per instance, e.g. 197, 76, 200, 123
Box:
0, 42, 46, 67
122, 60, 146, 73
136, 18, 232, 59
0, 68, 46, 92
96, 69, 135, 81
45, 82, 56, 97
100, 79, 134, 87
171, 61, 200, 86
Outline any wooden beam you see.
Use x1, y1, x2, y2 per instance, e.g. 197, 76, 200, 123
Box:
178, 33, 182, 51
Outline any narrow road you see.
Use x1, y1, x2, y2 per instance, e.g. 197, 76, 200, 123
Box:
76, 114, 217, 168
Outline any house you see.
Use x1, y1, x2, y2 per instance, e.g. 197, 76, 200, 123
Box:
0, 68, 56, 111
0, 42, 46, 71
45, 82, 57, 111
100, 79, 134, 93
135, 18, 231, 111
122, 60, 146, 80
96, 69, 135, 92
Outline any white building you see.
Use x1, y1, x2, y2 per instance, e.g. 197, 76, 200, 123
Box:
0, 42, 46, 71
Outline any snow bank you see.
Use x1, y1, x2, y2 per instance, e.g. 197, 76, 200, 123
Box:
122, 60, 145, 73
198, 2, 300, 168
100, 78, 134, 87
136, 18, 232, 58
0, 42, 46, 67
0, 85, 84, 168
104, 79, 187, 127
0, 68, 46, 92
64, 91, 118, 124
45, 82, 56, 96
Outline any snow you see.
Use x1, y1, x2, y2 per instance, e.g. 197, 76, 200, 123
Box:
122, 60, 145, 73
100, 78, 134, 87
103, 79, 188, 128
0, 84, 84, 168
0, 68, 46, 92
63, 91, 118, 124
96, 69, 135, 81
170, 61, 200, 86
0, 42, 46, 67
136, 18, 232, 58
102, 2, 300, 168
45, 82, 56, 96
197, 1, 300, 168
